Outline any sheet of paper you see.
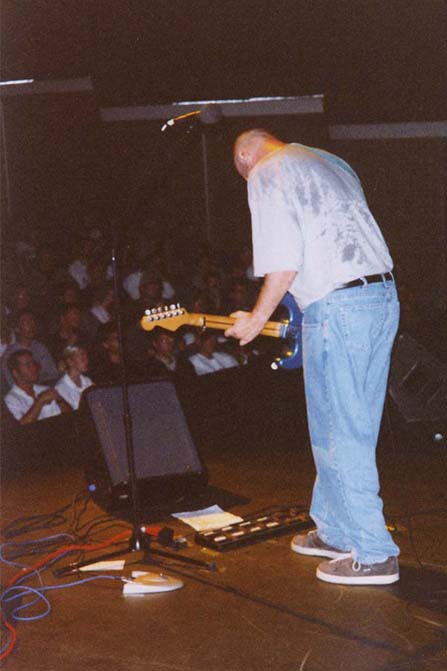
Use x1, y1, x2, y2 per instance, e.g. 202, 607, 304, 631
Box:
172, 505, 243, 531
79, 560, 125, 572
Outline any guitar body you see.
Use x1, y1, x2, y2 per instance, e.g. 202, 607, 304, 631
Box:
140, 291, 303, 371
273, 292, 303, 370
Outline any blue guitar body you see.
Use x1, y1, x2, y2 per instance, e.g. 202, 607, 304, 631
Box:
272, 292, 303, 370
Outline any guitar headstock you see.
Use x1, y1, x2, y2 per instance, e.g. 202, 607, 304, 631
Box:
140, 304, 190, 332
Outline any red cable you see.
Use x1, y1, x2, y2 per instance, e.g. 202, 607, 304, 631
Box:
7, 530, 131, 588
0, 612, 17, 662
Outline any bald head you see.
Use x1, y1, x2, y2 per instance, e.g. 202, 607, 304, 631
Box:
233, 129, 285, 179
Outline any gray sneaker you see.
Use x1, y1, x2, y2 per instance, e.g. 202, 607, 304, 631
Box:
291, 530, 351, 559
316, 556, 399, 585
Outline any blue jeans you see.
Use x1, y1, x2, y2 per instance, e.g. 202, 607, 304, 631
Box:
302, 279, 400, 563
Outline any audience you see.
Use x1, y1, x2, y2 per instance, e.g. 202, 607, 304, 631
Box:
0, 234, 302, 434
4, 350, 70, 424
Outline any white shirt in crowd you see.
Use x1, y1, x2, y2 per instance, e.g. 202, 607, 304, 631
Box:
68, 259, 90, 290
248, 143, 393, 310
90, 305, 110, 324
5, 384, 61, 421
55, 373, 93, 410
189, 352, 239, 376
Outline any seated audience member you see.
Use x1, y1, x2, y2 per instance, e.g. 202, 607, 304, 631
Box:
238, 244, 260, 283
1, 304, 15, 359
6, 285, 31, 317
4, 350, 70, 424
2, 310, 59, 387
224, 279, 254, 314
48, 305, 82, 369
57, 282, 82, 309
203, 272, 223, 314
68, 238, 95, 290
126, 271, 165, 324
189, 332, 239, 376
55, 345, 93, 410
146, 328, 196, 380
90, 322, 143, 385
80, 282, 114, 342
190, 252, 217, 292
123, 254, 175, 302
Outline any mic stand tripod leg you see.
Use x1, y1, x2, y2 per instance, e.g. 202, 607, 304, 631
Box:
141, 546, 217, 571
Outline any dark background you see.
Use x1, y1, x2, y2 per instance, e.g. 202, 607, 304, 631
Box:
1, 0, 446, 302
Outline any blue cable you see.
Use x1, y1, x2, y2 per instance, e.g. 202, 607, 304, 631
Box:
1, 575, 121, 622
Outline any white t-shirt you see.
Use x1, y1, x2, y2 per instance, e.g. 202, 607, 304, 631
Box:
90, 305, 110, 324
5, 384, 61, 421
248, 143, 393, 310
189, 352, 239, 376
68, 259, 90, 290
55, 373, 93, 409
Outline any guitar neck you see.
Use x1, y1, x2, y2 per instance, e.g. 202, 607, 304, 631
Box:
187, 313, 285, 339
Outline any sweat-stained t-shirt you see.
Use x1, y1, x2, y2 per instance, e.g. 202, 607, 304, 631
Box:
247, 143, 393, 310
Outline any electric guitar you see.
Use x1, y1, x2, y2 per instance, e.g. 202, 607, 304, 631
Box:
140, 292, 303, 370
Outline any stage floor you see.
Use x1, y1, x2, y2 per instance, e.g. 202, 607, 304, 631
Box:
2, 370, 447, 671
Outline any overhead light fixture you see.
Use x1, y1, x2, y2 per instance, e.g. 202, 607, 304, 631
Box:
0, 79, 35, 86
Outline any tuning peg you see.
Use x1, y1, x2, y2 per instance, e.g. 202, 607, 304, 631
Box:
145, 309, 151, 316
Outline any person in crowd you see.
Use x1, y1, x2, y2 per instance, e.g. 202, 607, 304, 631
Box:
238, 244, 260, 283
89, 322, 143, 385
190, 252, 221, 293
123, 254, 175, 302
55, 345, 93, 410
68, 238, 96, 290
145, 328, 196, 380
89, 322, 122, 384
57, 282, 82, 309
1, 310, 59, 387
189, 332, 239, 376
202, 272, 223, 314
126, 270, 165, 325
80, 282, 114, 342
4, 349, 70, 424
6, 285, 31, 317
227, 128, 400, 585
48, 305, 82, 369
1, 303, 15, 353
224, 279, 254, 314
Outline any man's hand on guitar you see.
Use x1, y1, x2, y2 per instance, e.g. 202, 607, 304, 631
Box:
225, 311, 267, 346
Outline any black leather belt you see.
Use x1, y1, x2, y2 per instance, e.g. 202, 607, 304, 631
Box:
336, 272, 394, 290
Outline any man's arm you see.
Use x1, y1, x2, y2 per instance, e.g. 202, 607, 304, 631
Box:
18, 389, 59, 425
225, 270, 297, 346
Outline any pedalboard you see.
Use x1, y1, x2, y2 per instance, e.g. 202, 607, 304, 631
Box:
195, 506, 313, 551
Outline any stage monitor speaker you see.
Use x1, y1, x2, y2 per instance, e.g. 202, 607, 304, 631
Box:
389, 333, 447, 425
78, 380, 207, 511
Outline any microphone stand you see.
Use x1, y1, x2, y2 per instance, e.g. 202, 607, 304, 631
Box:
105, 232, 213, 567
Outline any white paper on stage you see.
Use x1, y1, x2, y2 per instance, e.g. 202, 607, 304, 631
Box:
172, 505, 243, 531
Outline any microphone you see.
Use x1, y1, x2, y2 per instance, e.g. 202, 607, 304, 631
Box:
161, 104, 222, 132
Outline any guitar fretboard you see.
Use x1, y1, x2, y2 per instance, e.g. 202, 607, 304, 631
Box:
186, 313, 285, 339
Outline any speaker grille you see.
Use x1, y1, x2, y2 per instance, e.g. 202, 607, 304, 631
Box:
85, 381, 203, 486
